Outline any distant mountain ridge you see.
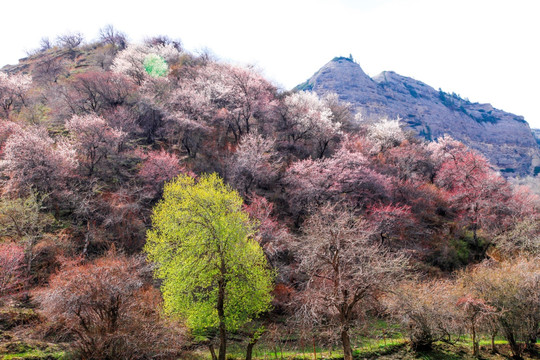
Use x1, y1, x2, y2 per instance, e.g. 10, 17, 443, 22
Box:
297, 57, 540, 176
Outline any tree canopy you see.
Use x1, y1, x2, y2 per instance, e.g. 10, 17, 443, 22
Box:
145, 173, 273, 360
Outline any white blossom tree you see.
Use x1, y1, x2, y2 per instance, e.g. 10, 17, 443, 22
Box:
0, 72, 32, 118
367, 118, 406, 153
66, 114, 126, 177
228, 132, 281, 195
280, 92, 342, 158
111, 43, 181, 84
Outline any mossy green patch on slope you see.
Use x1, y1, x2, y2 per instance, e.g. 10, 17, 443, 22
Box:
143, 53, 168, 77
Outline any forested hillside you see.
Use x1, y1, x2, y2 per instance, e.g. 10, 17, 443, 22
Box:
0, 28, 539, 360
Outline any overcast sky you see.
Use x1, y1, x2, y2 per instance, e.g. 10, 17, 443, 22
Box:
2, 0, 539, 128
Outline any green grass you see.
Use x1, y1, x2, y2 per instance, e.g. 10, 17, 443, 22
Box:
353, 341, 407, 358
188, 335, 540, 360
192, 339, 407, 360
1, 349, 65, 360
0, 337, 65, 360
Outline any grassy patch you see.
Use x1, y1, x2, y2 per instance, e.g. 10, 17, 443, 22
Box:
187, 338, 540, 360
0, 340, 65, 360
353, 341, 407, 358
192, 339, 407, 359
1, 349, 65, 359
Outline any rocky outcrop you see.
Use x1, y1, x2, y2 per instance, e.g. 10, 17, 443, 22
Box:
532, 129, 540, 145
297, 57, 540, 176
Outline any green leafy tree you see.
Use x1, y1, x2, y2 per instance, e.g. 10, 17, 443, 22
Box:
0, 192, 54, 273
145, 173, 273, 360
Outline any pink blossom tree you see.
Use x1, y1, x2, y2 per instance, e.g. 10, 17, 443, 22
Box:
158, 80, 214, 157
0, 126, 77, 196
211, 63, 277, 141
366, 203, 417, 245
383, 140, 436, 183
507, 184, 540, 220
284, 146, 390, 219
243, 194, 289, 259
432, 137, 513, 247
36, 253, 185, 359
456, 294, 497, 357
138, 149, 189, 198
162, 62, 277, 153
101, 187, 148, 251
66, 114, 126, 177
0, 120, 22, 155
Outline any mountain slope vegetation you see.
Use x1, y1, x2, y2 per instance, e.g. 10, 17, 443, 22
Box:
0, 28, 539, 360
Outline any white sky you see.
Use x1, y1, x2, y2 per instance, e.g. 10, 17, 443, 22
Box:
2, 0, 540, 128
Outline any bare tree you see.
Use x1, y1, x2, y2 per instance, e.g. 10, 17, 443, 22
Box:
456, 294, 497, 357
461, 258, 540, 359
99, 24, 127, 50
144, 35, 182, 51
39, 37, 52, 51
56, 32, 84, 50
293, 205, 407, 360
385, 279, 461, 350
33, 54, 67, 84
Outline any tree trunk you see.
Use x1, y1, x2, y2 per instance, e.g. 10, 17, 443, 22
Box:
491, 332, 497, 353
245, 335, 260, 360
472, 323, 479, 357
505, 330, 522, 360
209, 344, 218, 360
26, 237, 38, 274
218, 277, 227, 360
245, 343, 255, 360
341, 328, 353, 360
525, 333, 538, 354
472, 222, 479, 249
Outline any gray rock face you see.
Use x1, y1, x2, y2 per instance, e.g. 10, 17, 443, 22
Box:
297, 57, 540, 176
532, 129, 540, 145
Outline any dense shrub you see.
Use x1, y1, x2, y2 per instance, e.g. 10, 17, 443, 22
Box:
36, 253, 185, 360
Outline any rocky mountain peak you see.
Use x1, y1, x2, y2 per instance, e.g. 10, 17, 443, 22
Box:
297, 57, 372, 88
297, 57, 540, 176
296, 56, 387, 107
